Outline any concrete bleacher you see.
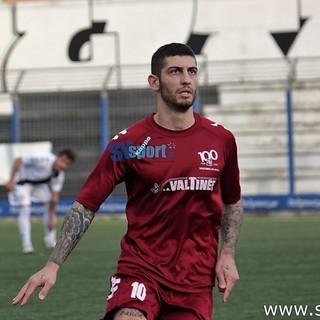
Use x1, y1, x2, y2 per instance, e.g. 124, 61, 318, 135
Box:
204, 83, 320, 195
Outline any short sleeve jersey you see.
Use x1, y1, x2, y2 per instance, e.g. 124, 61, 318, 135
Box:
76, 113, 241, 292
18, 152, 65, 192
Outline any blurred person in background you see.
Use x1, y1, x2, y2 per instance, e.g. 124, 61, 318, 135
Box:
12, 43, 243, 320
6, 148, 76, 253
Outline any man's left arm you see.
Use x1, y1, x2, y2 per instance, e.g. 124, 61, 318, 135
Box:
48, 191, 59, 230
216, 199, 243, 302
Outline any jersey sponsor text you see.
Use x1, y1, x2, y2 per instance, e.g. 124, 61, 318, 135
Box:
152, 177, 217, 193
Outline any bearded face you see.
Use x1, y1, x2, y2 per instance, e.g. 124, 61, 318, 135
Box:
159, 80, 197, 113
157, 55, 198, 113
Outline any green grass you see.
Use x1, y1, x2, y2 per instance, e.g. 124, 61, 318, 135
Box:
1, 215, 320, 320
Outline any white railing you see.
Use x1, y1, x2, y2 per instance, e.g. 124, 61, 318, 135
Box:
1, 56, 320, 94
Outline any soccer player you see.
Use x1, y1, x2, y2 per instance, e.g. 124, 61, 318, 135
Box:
12, 43, 243, 319
6, 148, 76, 253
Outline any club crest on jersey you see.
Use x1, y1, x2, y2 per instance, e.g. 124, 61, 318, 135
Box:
198, 149, 218, 166
151, 177, 217, 194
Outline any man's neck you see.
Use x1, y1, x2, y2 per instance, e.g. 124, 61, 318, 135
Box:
153, 109, 195, 131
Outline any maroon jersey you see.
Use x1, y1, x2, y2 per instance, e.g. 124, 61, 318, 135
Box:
76, 113, 241, 293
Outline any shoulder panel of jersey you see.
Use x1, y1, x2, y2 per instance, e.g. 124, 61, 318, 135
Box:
195, 113, 236, 142
111, 113, 237, 145
110, 116, 153, 145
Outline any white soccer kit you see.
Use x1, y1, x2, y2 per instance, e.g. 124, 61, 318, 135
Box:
9, 152, 64, 206
8, 152, 65, 252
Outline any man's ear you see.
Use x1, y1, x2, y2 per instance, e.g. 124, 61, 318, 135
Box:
148, 74, 160, 92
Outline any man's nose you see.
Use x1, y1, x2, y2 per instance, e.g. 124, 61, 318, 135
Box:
181, 70, 191, 84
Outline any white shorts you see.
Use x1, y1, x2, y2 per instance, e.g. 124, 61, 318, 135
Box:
8, 183, 51, 206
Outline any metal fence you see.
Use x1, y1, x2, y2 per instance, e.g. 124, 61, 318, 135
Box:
1, 56, 320, 214
2, 56, 320, 94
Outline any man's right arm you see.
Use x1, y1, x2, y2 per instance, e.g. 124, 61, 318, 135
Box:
5, 157, 22, 192
12, 201, 95, 306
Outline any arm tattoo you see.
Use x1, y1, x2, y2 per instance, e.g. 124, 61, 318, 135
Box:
221, 200, 243, 255
118, 309, 146, 319
48, 201, 95, 266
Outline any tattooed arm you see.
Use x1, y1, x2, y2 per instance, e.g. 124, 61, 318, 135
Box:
215, 199, 243, 303
49, 201, 95, 266
220, 199, 243, 256
12, 201, 95, 306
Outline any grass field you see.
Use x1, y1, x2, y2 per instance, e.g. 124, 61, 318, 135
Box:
1, 214, 320, 320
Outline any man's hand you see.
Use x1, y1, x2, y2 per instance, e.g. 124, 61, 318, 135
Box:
215, 253, 239, 303
12, 262, 59, 306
